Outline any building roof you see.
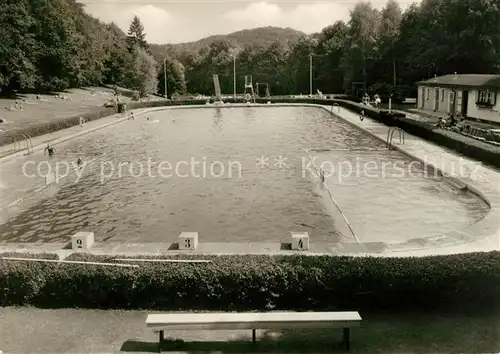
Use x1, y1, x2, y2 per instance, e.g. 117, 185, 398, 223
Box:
417, 74, 500, 88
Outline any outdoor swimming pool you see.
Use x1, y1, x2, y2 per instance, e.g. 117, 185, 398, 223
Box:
0, 106, 489, 245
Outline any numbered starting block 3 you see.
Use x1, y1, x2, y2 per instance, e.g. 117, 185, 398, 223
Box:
291, 232, 309, 251
71, 231, 94, 251
178, 232, 198, 250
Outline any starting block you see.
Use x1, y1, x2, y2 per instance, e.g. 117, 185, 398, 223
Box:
178, 232, 198, 250
71, 231, 94, 251
291, 232, 309, 251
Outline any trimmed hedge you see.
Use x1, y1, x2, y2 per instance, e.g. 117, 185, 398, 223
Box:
2, 252, 500, 311
0, 252, 59, 306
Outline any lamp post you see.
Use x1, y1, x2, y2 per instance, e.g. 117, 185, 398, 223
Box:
163, 58, 167, 99
230, 54, 236, 99
309, 53, 313, 96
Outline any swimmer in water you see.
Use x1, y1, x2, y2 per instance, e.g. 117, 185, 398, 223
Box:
146, 117, 150, 120
319, 169, 325, 182
77, 157, 83, 167
44, 143, 55, 157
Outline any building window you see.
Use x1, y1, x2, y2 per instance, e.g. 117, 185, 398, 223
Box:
477, 90, 497, 107
441, 89, 445, 102
426, 89, 429, 100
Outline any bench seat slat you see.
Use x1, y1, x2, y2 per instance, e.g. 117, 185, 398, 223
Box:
146, 311, 362, 330
148, 320, 360, 331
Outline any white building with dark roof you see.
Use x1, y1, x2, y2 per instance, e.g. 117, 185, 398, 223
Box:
417, 74, 500, 123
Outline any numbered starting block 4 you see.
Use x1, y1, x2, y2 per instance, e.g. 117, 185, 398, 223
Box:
178, 232, 198, 250
291, 232, 309, 251
71, 231, 94, 251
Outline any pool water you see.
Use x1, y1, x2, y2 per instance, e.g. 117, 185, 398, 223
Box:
0, 106, 489, 244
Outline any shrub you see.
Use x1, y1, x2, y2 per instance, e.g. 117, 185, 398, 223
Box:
0, 252, 59, 306
2, 252, 500, 312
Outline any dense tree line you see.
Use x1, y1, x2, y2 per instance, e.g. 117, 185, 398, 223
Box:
159, 0, 500, 99
0, 0, 157, 96
1, 0, 499, 100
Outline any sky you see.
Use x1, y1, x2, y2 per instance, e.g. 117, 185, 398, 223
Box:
79, 0, 421, 45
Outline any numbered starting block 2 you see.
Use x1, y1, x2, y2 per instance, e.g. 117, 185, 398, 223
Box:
71, 231, 94, 251
178, 232, 198, 250
291, 232, 309, 251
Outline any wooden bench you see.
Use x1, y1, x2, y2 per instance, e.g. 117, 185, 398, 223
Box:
146, 311, 362, 352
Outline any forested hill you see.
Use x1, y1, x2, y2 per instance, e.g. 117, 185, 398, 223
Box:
150, 27, 306, 59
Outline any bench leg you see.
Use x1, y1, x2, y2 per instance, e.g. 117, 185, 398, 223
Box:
252, 329, 256, 342
158, 330, 164, 353
342, 328, 350, 351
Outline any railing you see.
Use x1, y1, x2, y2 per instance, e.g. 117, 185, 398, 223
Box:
386, 127, 405, 149
330, 103, 340, 113
7, 133, 34, 154
16, 133, 34, 154
22, 132, 34, 154
5, 135, 18, 153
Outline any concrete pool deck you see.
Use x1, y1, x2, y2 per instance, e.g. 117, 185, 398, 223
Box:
0, 103, 499, 258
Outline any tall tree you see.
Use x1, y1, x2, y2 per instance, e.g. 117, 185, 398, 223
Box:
158, 57, 186, 97
127, 16, 148, 51
0, 0, 38, 93
315, 21, 349, 94
346, 2, 381, 92
131, 46, 158, 97
31, 0, 81, 91
380, 0, 402, 86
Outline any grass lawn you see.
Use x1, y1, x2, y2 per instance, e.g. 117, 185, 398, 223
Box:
0, 87, 131, 134
0, 307, 499, 353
